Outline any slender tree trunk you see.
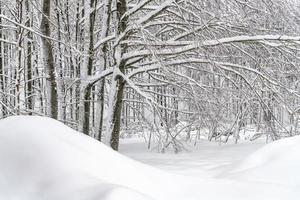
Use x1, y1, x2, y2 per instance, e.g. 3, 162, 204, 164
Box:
105, 0, 128, 150
110, 76, 126, 150
40, 0, 58, 119
105, 67, 126, 150
25, 0, 34, 115
96, 0, 112, 140
15, 0, 23, 115
79, 0, 97, 135
55, 0, 65, 122
0, 3, 6, 117
97, 79, 105, 141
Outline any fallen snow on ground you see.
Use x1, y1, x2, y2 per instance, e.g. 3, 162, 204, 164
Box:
223, 135, 300, 187
120, 138, 265, 178
0, 116, 299, 200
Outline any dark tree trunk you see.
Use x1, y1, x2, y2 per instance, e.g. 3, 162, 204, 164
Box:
25, 0, 34, 115
98, 78, 105, 141
82, 0, 97, 135
109, 0, 128, 150
110, 71, 126, 150
40, 0, 58, 119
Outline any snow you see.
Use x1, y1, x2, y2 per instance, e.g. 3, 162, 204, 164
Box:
0, 116, 300, 200
123, 34, 300, 60
224, 136, 300, 186
120, 138, 266, 178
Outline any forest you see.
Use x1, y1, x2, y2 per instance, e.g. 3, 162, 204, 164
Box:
1, 1, 300, 200
1, 0, 300, 153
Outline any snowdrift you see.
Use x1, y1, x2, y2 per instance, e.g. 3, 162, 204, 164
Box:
0, 116, 299, 200
224, 135, 300, 186
0, 116, 155, 200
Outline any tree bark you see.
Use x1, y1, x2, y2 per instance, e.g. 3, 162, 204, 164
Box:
40, 0, 58, 119
25, 0, 34, 115
79, 0, 97, 135
105, 0, 128, 150
15, 0, 23, 115
0, 3, 6, 117
97, 0, 112, 140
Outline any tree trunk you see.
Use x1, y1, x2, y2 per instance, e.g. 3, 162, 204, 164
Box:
110, 78, 125, 150
15, 0, 23, 115
97, 79, 105, 141
96, 0, 112, 140
25, 0, 34, 115
0, 3, 6, 117
40, 0, 58, 119
79, 0, 97, 135
105, 68, 126, 150
105, 0, 128, 150
55, 0, 65, 122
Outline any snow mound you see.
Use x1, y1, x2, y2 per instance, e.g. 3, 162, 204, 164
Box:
0, 116, 156, 200
0, 116, 299, 200
224, 136, 300, 186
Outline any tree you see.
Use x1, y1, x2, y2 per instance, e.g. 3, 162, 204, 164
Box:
40, 0, 58, 119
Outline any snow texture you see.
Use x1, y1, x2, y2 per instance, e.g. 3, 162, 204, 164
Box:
0, 116, 299, 200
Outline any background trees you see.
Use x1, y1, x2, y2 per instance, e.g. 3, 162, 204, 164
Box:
1, 0, 300, 151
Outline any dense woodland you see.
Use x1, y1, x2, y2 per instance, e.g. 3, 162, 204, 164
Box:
1, 0, 300, 151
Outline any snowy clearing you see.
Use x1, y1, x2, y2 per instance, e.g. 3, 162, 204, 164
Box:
0, 116, 299, 200
120, 138, 266, 178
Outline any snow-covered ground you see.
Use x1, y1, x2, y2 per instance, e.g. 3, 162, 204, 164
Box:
0, 116, 299, 200
120, 138, 266, 178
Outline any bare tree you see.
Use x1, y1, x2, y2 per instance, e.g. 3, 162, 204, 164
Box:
40, 0, 58, 119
